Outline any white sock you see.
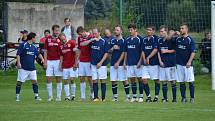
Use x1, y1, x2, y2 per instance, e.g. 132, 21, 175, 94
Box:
64, 84, 70, 97
56, 83, 62, 98
16, 94, 20, 97
89, 85, 94, 99
80, 82, 86, 99
126, 94, 130, 98
71, 83, 76, 97
46, 83, 52, 98
34, 93, 39, 97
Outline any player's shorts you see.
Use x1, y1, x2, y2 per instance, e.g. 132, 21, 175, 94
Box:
110, 66, 127, 81
127, 65, 143, 78
159, 66, 176, 81
17, 69, 37, 82
46, 60, 62, 76
91, 65, 107, 80
78, 62, 91, 77
142, 65, 159, 80
176, 65, 195, 82
63, 68, 78, 80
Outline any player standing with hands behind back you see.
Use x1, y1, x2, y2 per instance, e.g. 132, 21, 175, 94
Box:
175, 23, 196, 103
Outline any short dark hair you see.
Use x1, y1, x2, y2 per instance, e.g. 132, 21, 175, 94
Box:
44, 29, 50, 34
64, 18, 71, 22
115, 24, 123, 31
58, 33, 66, 39
160, 25, 168, 32
76, 26, 85, 33
27, 32, 36, 40
52, 24, 60, 31
180, 23, 188, 28
147, 25, 156, 31
128, 23, 137, 29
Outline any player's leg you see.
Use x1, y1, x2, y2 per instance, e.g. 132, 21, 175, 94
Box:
70, 77, 76, 101
142, 66, 151, 102
162, 81, 168, 102
170, 81, 177, 102
119, 66, 130, 101
136, 66, 144, 102
31, 80, 42, 101
16, 69, 26, 101
110, 66, 118, 101
15, 81, 22, 102
127, 66, 137, 102
63, 69, 70, 101
30, 70, 41, 101
87, 76, 94, 100
177, 65, 187, 103
99, 66, 107, 101
54, 60, 63, 101
79, 62, 86, 100
46, 60, 54, 101
123, 80, 130, 101
91, 65, 99, 101
186, 66, 195, 103
151, 66, 160, 102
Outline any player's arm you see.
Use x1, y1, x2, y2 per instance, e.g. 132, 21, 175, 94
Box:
161, 49, 175, 54
141, 51, 147, 65
74, 49, 80, 68
123, 52, 127, 70
137, 53, 142, 68
43, 39, 48, 69
16, 43, 24, 69
96, 53, 109, 69
186, 39, 196, 68
80, 38, 95, 46
157, 52, 164, 67
114, 52, 125, 69
59, 55, 63, 71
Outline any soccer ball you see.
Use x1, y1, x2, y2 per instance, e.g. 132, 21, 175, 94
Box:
201, 67, 209, 73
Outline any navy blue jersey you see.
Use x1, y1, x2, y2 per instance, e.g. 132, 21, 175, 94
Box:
175, 36, 196, 66
90, 38, 109, 66
158, 38, 176, 67
125, 35, 142, 66
109, 38, 126, 66
142, 36, 159, 65
16, 42, 39, 71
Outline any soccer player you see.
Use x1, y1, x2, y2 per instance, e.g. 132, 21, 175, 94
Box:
76, 26, 94, 100
175, 23, 196, 103
141, 25, 160, 103
44, 24, 63, 101
124, 23, 143, 102
59, 33, 78, 101
17, 30, 28, 43
110, 25, 130, 102
16, 32, 44, 101
157, 25, 177, 102
81, 28, 109, 102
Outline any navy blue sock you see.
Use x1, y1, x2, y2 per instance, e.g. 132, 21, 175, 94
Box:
143, 83, 150, 97
112, 84, 118, 95
131, 83, 137, 97
189, 82, 195, 98
101, 83, 106, 100
16, 82, 22, 94
171, 83, 177, 100
155, 82, 160, 96
162, 83, 168, 99
124, 84, 130, 95
180, 83, 186, 99
32, 83, 38, 94
93, 83, 98, 98
139, 81, 143, 95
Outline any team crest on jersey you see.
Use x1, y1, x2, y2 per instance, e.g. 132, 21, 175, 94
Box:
48, 38, 51, 42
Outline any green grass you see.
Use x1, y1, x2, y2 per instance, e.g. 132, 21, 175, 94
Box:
0, 68, 214, 121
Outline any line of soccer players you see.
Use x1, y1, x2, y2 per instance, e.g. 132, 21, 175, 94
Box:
15, 23, 196, 103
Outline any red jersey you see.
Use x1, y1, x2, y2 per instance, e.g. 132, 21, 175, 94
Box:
40, 37, 46, 43
44, 36, 61, 60
78, 33, 93, 62
60, 40, 76, 69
